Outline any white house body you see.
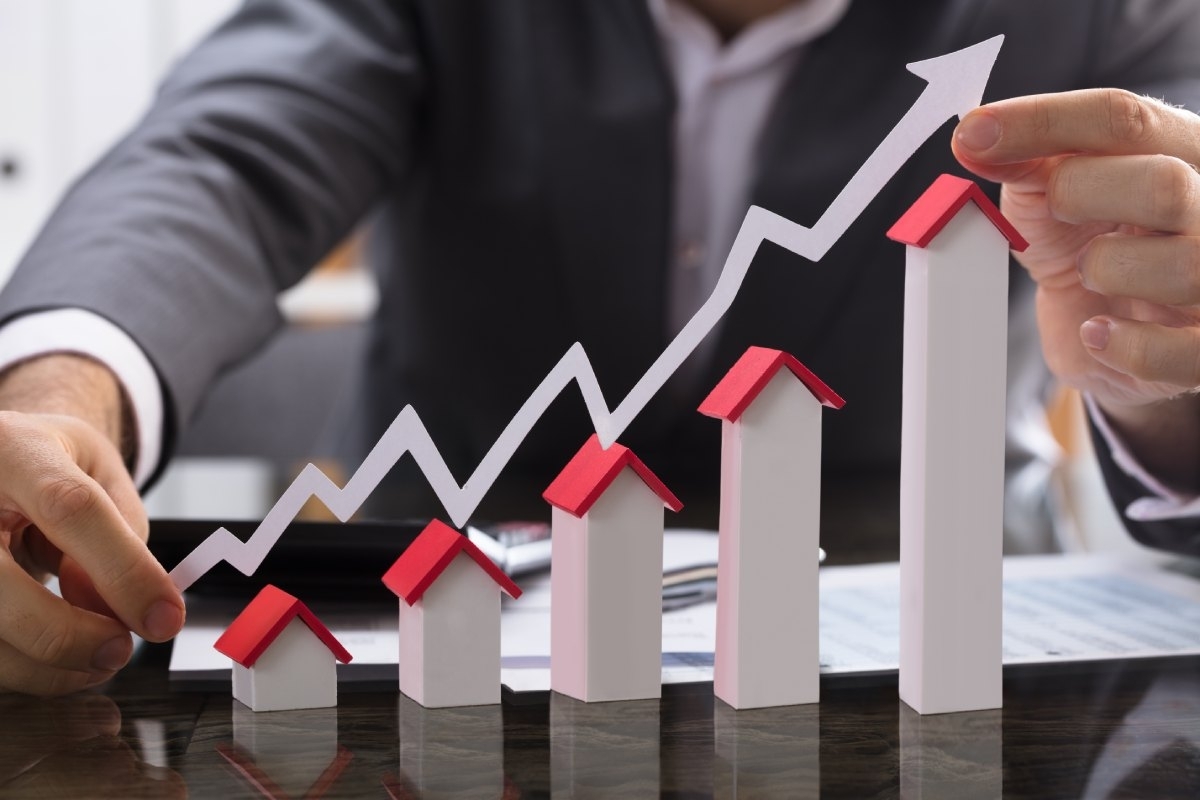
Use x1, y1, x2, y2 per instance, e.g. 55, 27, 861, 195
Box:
715, 372, 824, 708
214, 584, 353, 714
890, 175, 1027, 715
398, 552, 504, 708
232, 617, 338, 713
544, 435, 682, 703
551, 470, 665, 702
699, 346, 843, 710
383, 519, 523, 709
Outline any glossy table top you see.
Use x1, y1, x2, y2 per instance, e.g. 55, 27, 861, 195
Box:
2, 640, 1198, 799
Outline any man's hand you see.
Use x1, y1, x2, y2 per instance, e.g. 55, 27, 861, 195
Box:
954, 88, 1200, 491
0, 355, 184, 695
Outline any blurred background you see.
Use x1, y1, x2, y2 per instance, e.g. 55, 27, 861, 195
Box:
0, 1, 374, 522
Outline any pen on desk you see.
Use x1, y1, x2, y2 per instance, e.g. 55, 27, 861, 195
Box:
661, 547, 826, 612
466, 521, 554, 577
468, 522, 826, 612
662, 565, 718, 611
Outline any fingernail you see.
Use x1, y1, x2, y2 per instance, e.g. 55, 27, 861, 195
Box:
1076, 242, 1095, 290
1077, 264, 1095, 292
92, 636, 132, 671
956, 111, 1002, 152
1081, 319, 1112, 351
143, 601, 184, 640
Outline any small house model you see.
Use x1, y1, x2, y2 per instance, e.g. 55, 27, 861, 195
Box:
699, 346, 844, 709
543, 434, 683, 703
887, 173, 1028, 715
382, 519, 522, 708
214, 584, 353, 712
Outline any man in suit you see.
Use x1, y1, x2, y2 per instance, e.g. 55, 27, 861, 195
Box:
0, 0, 1196, 694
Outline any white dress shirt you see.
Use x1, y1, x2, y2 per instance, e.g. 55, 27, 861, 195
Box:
648, 0, 851, 336
0, 308, 162, 486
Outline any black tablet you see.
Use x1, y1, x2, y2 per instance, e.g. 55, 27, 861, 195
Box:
148, 518, 427, 604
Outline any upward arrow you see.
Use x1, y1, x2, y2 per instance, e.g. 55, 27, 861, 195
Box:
170, 36, 1005, 592
603, 34, 1004, 441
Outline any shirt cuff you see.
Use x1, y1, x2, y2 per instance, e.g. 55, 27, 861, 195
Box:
0, 309, 164, 487
1084, 393, 1200, 521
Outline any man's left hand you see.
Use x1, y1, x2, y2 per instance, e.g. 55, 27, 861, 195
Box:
954, 88, 1200, 490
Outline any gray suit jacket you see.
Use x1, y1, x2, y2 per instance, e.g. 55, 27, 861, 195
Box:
3, 0, 1199, 547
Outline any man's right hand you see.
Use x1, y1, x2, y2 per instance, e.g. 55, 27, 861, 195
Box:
0, 355, 184, 695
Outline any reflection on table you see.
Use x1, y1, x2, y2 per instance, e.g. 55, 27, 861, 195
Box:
1, 643, 1198, 799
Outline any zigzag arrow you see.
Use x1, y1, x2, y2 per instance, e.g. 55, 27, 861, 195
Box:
170, 35, 1004, 591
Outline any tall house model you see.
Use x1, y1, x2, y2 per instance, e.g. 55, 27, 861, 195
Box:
887, 174, 1028, 715
699, 346, 844, 709
543, 434, 683, 703
382, 520, 522, 708
215, 584, 353, 712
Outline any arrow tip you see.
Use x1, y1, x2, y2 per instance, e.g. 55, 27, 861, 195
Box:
907, 34, 1005, 121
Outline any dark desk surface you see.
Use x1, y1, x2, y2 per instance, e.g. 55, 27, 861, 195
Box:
2, 642, 1198, 799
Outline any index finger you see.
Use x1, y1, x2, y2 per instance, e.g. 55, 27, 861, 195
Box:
27, 469, 183, 643
0, 419, 184, 643
955, 89, 1200, 167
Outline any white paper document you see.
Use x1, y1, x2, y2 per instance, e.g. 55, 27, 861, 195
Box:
171, 543, 1200, 693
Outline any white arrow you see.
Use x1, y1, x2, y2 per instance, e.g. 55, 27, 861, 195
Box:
607, 34, 1003, 442
170, 35, 1004, 592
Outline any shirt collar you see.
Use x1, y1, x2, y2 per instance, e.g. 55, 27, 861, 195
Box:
647, 0, 852, 79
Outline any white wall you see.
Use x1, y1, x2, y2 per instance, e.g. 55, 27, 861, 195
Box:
0, 0, 241, 285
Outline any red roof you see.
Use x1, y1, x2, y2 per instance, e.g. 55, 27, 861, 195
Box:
214, 584, 353, 668
698, 346, 844, 422
381, 519, 522, 606
887, 174, 1028, 251
543, 434, 683, 518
